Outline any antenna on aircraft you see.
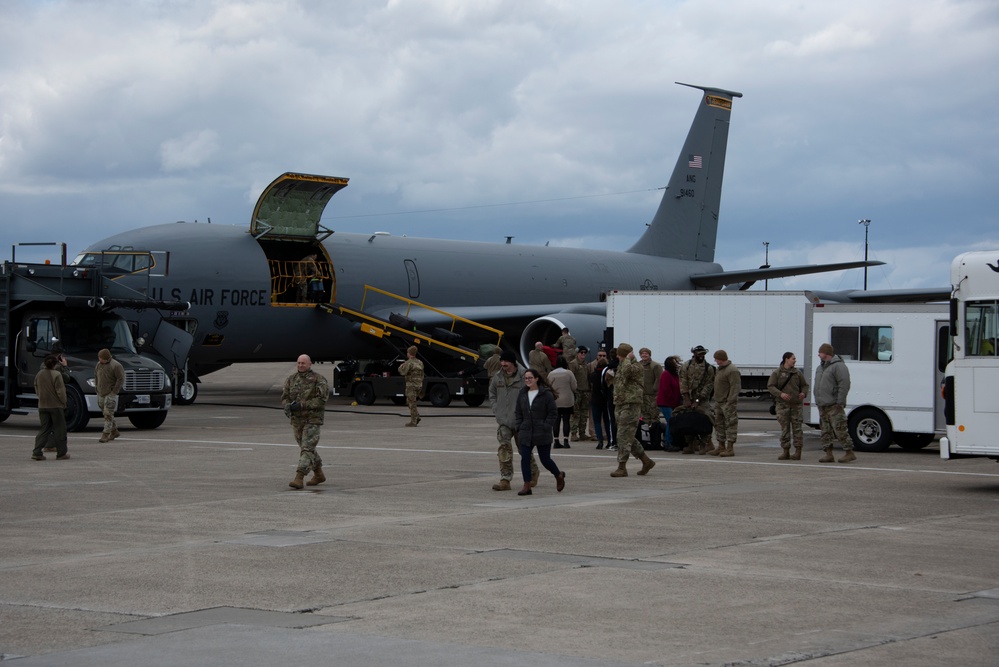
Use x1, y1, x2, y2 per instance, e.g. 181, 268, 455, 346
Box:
505, 236, 513, 244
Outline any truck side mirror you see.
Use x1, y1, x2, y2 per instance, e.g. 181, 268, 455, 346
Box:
949, 298, 958, 337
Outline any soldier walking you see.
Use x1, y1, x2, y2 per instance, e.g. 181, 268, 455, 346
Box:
398, 346, 425, 427
609, 343, 657, 477
488, 352, 539, 491
95, 348, 124, 442
282, 354, 330, 489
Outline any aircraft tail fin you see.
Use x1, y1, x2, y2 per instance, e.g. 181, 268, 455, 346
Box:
626, 83, 742, 262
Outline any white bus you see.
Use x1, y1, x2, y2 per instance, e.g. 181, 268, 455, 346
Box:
940, 250, 999, 460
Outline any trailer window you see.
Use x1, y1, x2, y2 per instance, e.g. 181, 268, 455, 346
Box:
830, 326, 892, 362
965, 301, 998, 356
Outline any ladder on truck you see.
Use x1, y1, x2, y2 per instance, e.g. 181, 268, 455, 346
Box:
320, 285, 504, 365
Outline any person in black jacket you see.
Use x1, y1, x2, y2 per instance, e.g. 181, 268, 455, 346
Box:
514, 369, 566, 496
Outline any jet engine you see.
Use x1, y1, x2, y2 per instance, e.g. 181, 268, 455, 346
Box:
519, 311, 608, 362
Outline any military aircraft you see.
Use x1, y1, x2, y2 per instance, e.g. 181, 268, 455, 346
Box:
74, 83, 885, 404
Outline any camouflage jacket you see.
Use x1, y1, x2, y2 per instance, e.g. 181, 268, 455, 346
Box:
398, 358, 425, 392
614, 357, 643, 406
568, 357, 590, 392
281, 369, 329, 424
680, 359, 716, 403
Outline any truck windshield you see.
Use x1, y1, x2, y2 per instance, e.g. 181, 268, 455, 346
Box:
57, 316, 137, 355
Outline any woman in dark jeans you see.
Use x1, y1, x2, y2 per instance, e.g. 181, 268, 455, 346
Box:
514, 369, 566, 496
589, 358, 612, 449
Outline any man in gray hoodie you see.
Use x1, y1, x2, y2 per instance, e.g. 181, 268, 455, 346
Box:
813, 343, 856, 463
488, 352, 538, 490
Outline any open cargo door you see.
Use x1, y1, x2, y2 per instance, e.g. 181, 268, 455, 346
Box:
250, 172, 349, 243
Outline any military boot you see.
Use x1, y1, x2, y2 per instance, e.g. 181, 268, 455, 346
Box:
708, 441, 724, 456
637, 454, 656, 476
790, 445, 802, 460
492, 479, 511, 491
778, 446, 791, 460
819, 448, 834, 463
111, 429, 121, 440
610, 462, 628, 477
99, 433, 111, 443
530, 468, 540, 488
288, 471, 306, 489
698, 439, 713, 455
719, 443, 735, 457
838, 449, 857, 463
306, 465, 326, 486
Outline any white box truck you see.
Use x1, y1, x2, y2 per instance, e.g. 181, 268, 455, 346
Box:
606, 291, 949, 452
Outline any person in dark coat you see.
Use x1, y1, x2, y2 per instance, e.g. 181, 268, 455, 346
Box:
514, 369, 566, 496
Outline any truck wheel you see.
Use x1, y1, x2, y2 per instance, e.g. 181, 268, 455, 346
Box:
848, 407, 892, 452
428, 384, 451, 407
895, 433, 935, 450
175, 379, 198, 406
463, 394, 485, 407
128, 411, 168, 430
64, 384, 91, 432
353, 383, 375, 406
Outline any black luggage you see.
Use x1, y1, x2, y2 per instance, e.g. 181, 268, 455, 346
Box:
635, 417, 665, 451
668, 410, 713, 437
389, 312, 417, 330
432, 327, 463, 346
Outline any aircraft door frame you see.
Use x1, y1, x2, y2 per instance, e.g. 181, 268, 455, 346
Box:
405, 259, 420, 300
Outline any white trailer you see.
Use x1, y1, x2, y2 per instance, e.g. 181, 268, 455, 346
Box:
606, 291, 949, 452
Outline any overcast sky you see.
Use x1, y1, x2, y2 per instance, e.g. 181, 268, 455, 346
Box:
2, 0, 997, 292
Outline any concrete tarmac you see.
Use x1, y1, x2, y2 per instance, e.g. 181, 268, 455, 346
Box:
2, 362, 998, 666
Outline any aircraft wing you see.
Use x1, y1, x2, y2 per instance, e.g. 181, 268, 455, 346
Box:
804, 287, 952, 304
689, 260, 885, 289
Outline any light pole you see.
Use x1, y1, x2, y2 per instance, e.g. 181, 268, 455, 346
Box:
762, 241, 770, 291
858, 219, 871, 290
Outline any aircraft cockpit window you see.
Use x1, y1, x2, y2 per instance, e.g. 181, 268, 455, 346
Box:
72, 251, 153, 274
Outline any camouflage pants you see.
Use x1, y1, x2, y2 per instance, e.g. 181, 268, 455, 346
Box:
571, 390, 590, 437
292, 420, 323, 474
776, 402, 804, 448
818, 405, 851, 450
405, 387, 420, 423
714, 401, 739, 445
641, 395, 659, 426
614, 402, 645, 463
497, 424, 537, 481
98, 394, 118, 434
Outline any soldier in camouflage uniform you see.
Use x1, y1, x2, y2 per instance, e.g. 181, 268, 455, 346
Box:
488, 352, 539, 491
609, 343, 657, 478
709, 350, 741, 457
568, 346, 590, 441
638, 347, 663, 430
768, 352, 809, 460
679, 345, 716, 455
554, 327, 577, 363
398, 346, 425, 427
282, 354, 330, 489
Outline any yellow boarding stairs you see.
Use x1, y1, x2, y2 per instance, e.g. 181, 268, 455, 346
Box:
320, 285, 503, 365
